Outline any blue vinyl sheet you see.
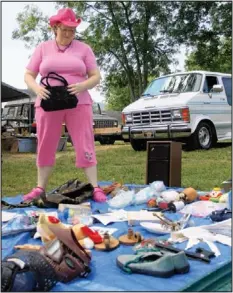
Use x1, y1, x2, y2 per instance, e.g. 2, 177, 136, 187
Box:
1, 182, 232, 291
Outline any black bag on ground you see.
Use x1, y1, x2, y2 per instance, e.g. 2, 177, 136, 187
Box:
40, 72, 78, 111
33, 179, 94, 208
1, 179, 94, 209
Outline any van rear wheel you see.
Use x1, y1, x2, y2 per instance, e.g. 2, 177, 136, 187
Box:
130, 139, 147, 151
186, 122, 216, 150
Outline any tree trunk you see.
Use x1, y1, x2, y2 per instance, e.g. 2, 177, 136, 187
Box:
121, 2, 143, 95
142, 4, 151, 89
108, 2, 137, 101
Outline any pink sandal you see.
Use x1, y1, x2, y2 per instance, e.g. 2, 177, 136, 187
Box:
23, 187, 45, 202
93, 187, 107, 202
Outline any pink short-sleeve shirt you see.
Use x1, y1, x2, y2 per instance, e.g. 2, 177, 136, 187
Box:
26, 40, 98, 107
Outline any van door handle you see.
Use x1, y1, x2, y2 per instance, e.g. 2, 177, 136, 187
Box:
204, 102, 210, 104
220, 98, 225, 101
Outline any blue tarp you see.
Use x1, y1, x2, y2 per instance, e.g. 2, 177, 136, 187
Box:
2, 183, 232, 291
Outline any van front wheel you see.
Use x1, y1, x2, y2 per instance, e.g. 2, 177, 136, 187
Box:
186, 122, 216, 150
130, 139, 147, 151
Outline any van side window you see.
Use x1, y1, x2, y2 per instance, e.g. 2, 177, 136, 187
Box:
222, 77, 232, 106
203, 76, 218, 93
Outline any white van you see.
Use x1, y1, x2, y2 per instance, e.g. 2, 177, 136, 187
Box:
122, 71, 231, 151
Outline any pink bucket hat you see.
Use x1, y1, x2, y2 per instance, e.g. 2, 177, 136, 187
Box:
49, 8, 81, 27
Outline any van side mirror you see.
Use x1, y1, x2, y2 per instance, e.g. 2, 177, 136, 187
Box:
212, 84, 223, 93
208, 84, 223, 98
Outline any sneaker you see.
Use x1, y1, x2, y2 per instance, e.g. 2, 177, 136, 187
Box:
210, 208, 232, 222
93, 187, 107, 202
23, 187, 45, 202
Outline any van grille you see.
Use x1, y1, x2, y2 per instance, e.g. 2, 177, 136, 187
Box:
94, 120, 115, 128
129, 110, 172, 125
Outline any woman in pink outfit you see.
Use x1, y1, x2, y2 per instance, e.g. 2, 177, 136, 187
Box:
23, 8, 106, 202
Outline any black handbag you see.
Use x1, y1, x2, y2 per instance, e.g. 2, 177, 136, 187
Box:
40, 72, 78, 111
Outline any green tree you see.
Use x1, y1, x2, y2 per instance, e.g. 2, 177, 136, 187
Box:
171, 1, 232, 73
12, 1, 231, 111
185, 37, 232, 73
12, 4, 52, 49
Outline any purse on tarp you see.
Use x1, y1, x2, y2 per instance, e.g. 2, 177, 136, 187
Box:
40, 72, 78, 111
34, 179, 94, 208
1, 179, 94, 209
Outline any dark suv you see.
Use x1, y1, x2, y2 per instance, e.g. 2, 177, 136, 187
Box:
2, 99, 122, 145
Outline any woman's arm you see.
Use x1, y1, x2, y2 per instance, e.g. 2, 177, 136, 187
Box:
67, 68, 101, 95
24, 69, 50, 99
83, 68, 101, 89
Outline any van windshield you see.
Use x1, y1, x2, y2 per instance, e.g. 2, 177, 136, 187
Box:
142, 73, 202, 97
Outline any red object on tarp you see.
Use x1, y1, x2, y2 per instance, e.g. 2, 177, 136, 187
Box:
158, 202, 169, 210
81, 226, 103, 244
48, 216, 60, 224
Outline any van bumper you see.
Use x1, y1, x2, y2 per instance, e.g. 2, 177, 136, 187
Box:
122, 124, 191, 140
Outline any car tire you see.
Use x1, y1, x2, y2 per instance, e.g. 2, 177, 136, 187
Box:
185, 122, 216, 151
130, 139, 147, 151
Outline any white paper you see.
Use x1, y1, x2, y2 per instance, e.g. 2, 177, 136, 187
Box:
2, 211, 18, 222
186, 238, 200, 250
172, 222, 232, 253
179, 201, 227, 217
205, 240, 221, 257
89, 226, 118, 235
92, 213, 126, 226
215, 234, 232, 246
127, 210, 163, 222
201, 219, 231, 237
92, 209, 163, 226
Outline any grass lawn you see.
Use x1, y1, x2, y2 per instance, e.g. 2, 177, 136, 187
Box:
2, 140, 232, 196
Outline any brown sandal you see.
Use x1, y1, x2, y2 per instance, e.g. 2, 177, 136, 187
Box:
110, 185, 129, 197
118, 228, 143, 245
94, 232, 120, 251
102, 182, 122, 195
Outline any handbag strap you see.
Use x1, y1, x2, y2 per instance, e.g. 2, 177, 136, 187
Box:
40, 72, 68, 87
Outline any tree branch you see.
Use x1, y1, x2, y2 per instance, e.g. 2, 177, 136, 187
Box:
108, 2, 136, 101
120, 1, 143, 94
108, 49, 128, 72
85, 3, 113, 22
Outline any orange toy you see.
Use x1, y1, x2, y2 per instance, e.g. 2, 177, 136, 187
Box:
179, 187, 198, 203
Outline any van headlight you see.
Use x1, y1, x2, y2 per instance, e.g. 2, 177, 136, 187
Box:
171, 108, 190, 122
125, 114, 133, 123
171, 109, 182, 120
114, 121, 118, 126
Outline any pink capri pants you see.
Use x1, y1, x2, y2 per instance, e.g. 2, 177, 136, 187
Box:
35, 104, 97, 168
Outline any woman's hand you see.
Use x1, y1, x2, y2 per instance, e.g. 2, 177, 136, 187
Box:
34, 85, 51, 100
67, 83, 87, 95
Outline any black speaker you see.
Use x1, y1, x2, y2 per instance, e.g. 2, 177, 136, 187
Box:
146, 141, 182, 187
